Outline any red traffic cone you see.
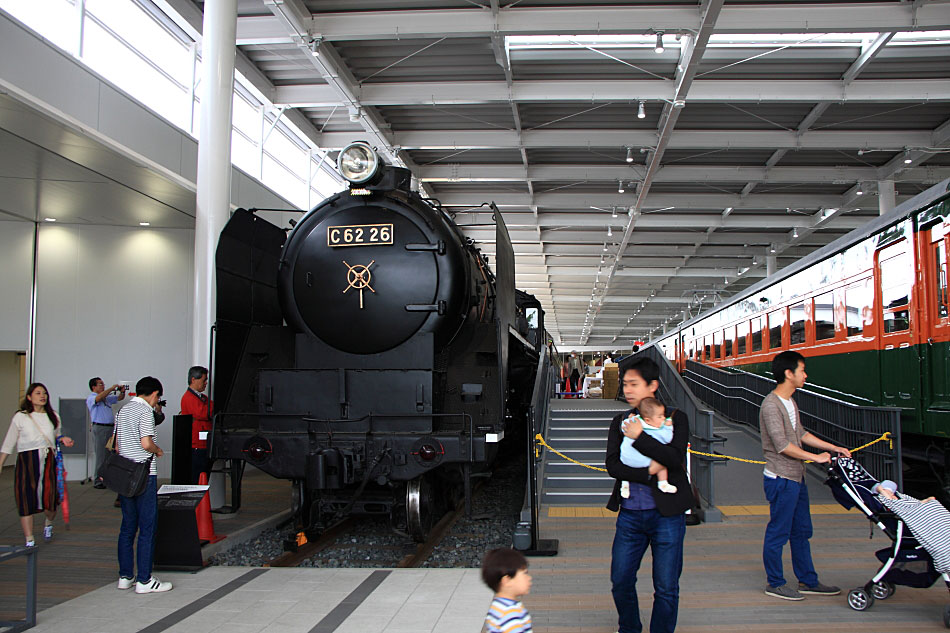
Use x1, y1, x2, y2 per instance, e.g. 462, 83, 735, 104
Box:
195, 472, 225, 544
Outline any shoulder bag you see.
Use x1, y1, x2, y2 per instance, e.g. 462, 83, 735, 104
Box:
97, 413, 153, 497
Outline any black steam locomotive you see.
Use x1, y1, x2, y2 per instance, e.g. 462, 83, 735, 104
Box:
211, 142, 546, 540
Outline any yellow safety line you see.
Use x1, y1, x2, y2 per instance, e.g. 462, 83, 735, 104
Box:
534, 432, 893, 471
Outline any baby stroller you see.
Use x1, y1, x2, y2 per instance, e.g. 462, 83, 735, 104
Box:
825, 456, 950, 628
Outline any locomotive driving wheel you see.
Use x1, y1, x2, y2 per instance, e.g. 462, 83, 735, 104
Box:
406, 476, 436, 542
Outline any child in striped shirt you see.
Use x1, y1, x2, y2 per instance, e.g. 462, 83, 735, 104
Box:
482, 548, 533, 633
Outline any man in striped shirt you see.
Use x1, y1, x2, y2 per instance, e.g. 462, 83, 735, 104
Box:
481, 548, 532, 633
115, 376, 173, 594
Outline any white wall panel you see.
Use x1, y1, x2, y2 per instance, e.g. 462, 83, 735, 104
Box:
33, 224, 194, 479
0, 221, 33, 351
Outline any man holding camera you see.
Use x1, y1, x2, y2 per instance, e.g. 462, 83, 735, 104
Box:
180, 366, 213, 483
86, 377, 126, 489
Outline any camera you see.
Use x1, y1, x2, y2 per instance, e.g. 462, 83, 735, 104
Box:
157, 399, 167, 408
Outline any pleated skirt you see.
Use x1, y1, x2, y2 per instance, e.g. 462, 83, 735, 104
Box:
14, 448, 58, 517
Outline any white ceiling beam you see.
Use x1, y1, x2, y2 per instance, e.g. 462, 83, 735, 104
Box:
275, 78, 950, 106
318, 129, 935, 151
418, 165, 950, 183
442, 192, 891, 209
455, 211, 870, 230
459, 229, 843, 245
235, 4, 950, 43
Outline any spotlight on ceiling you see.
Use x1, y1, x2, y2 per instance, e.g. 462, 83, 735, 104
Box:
612, 207, 618, 218
855, 184, 864, 196
792, 227, 799, 238
637, 101, 646, 119
626, 147, 633, 163
618, 180, 625, 194
607, 225, 612, 237
309, 37, 322, 57
654, 31, 665, 53
903, 152, 913, 165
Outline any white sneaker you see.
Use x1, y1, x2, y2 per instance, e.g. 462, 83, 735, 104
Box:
117, 577, 134, 590
135, 577, 173, 594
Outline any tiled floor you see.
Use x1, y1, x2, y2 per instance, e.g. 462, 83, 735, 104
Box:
17, 567, 492, 633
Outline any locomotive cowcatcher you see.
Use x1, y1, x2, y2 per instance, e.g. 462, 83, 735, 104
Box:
211, 142, 545, 541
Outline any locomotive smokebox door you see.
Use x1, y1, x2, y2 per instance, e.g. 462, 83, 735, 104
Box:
288, 207, 439, 354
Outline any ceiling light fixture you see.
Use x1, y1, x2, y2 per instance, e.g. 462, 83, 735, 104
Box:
607, 226, 613, 237
903, 152, 913, 165
654, 32, 665, 53
139, 222, 151, 226
637, 101, 646, 119
44, 217, 56, 222
855, 185, 864, 196
309, 37, 322, 57
618, 180, 625, 193
603, 243, 608, 252
625, 147, 633, 163
792, 227, 799, 238
612, 207, 618, 218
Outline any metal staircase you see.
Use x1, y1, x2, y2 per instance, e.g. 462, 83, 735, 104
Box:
541, 401, 628, 505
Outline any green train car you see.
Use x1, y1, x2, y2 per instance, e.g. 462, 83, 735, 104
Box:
656, 178, 950, 480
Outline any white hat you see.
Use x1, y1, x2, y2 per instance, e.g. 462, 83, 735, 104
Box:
871, 480, 897, 495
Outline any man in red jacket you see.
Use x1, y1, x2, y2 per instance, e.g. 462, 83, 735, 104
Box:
180, 366, 213, 483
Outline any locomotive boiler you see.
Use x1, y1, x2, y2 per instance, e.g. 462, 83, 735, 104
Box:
211, 142, 545, 540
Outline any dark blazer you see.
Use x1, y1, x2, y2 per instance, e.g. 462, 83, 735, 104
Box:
605, 407, 694, 516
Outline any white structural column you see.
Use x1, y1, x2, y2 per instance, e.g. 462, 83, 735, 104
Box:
193, 0, 238, 366
879, 180, 896, 215
766, 256, 777, 277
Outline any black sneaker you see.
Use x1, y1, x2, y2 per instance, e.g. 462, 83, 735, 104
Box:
93, 480, 106, 489
798, 582, 840, 595
765, 584, 804, 600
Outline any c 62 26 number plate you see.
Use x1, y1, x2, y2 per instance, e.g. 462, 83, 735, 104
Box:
327, 223, 393, 247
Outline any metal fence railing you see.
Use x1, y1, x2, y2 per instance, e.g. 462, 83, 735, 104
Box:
683, 360, 903, 489
639, 346, 725, 522
514, 350, 559, 554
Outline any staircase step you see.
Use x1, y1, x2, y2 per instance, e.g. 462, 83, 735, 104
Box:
544, 475, 614, 488
545, 462, 607, 475
542, 489, 612, 505
544, 449, 604, 461
548, 427, 608, 439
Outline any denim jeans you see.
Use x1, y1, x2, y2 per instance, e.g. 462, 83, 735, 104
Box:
762, 475, 818, 588
610, 508, 686, 633
118, 475, 158, 584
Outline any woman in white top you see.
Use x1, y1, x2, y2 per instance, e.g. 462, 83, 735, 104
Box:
0, 383, 74, 546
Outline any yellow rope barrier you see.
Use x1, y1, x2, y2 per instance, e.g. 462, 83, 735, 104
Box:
534, 431, 893, 472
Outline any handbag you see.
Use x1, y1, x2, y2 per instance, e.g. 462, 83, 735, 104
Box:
97, 419, 153, 497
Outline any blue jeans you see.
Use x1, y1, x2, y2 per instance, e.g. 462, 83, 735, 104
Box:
762, 476, 818, 588
118, 475, 158, 584
610, 508, 686, 633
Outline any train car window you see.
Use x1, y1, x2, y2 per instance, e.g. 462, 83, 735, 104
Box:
880, 251, 911, 333
723, 327, 734, 357
936, 240, 948, 319
814, 292, 835, 341
789, 302, 806, 345
737, 321, 748, 355
751, 317, 763, 352
768, 309, 784, 350
713, 330, 722, 359
845, 278, 873, 336
704, 336, 711, 361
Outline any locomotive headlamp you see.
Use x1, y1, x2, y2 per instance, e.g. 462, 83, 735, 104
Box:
338, 142, 380, 184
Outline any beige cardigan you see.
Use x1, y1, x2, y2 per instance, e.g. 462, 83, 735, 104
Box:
759, 392, 807, 482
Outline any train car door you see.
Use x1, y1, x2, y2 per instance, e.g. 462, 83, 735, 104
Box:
876, 238, 922, 433
921, 221, 950, 438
